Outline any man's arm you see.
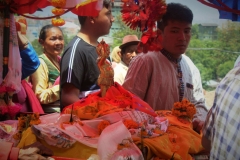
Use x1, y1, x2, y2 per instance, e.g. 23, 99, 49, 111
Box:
201, 107, 213, 151
189, 59, 208, 133
201, 135, 211, 151
61, 83, 80, 107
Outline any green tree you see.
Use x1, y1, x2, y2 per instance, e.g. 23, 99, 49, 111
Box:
217, 21, 240, 53
31, 39, 42, 56
191, 24, 199, 39
187, 21, 240, 90
111, 15, 142, 48
217, 61, 234, 78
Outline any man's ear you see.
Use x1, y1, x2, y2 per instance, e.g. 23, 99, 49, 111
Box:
89, 17, 95, 24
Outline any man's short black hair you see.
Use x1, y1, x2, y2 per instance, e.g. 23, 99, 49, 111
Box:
78, 0, 113, 26
157, 3, 193, 30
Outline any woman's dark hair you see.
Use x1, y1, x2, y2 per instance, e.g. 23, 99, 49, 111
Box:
157, 3, 193, 31
78, 0, 113, 25
39, 24, 63, 41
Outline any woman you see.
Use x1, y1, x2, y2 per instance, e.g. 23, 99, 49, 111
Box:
30, 25, 64, 112
110, 46, 121, 68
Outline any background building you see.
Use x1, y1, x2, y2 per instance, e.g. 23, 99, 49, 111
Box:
198, 23, 218, 40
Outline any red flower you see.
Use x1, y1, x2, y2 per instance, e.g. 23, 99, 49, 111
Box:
121, 0, 167, 53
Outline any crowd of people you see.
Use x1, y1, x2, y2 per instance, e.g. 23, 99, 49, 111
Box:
6, 1, 240, 159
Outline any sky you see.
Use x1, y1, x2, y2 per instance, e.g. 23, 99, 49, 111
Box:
33, 0, 228, 26
166, 0, 227, 25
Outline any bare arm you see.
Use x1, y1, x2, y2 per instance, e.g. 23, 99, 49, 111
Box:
201, 135, 211, 151
61, 83, 80, 107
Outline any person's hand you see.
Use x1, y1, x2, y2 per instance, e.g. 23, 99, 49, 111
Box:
192, 119, 204, 134
17, 31, 29, 50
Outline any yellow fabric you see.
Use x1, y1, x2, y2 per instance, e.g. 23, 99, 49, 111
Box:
133, 125, 204, 160
133, 111, 205, 160
17, 127, 97, 159
39, 139, 97, 159
30, 59, 60, 104
17, 127, 37, 148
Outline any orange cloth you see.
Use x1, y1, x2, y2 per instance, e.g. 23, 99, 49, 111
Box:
62, 82, 157, 119
133, 111, 204, 160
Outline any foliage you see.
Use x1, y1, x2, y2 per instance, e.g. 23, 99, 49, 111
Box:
217, 61, 234, 78
217, 21, 240, 52
111, 15, 142, 48
31, 39, 42, 56
191, 24, 199, 39
187, 21, 240, 90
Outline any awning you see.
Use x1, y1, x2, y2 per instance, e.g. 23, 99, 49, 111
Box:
198, 0, 240, 21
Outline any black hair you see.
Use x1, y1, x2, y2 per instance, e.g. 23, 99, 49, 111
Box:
78, 0, 113, 25
39, 24, 63, 41
157, 3, 193, 30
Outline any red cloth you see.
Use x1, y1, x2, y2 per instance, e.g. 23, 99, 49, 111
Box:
63, 82, 157, 117
13, 0, 50, 14
71, 0, 101, 17
21, 80, 44, 114
53, 76, 60, 86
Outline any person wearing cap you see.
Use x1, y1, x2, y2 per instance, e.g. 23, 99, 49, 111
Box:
114, 35, 140, 85
123, 3, 208, 134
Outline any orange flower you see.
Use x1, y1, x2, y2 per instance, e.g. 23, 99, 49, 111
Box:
52, 17, 65, 26
173, 102, 182, 109
52, 8, 65, 15
123, 119, 139, 129
172, 98, 196, 120
13, 113, 41, 140
50, 0, 66, 8
97, 120, 110, 134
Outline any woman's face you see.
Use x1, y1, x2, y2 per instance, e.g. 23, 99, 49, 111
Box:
42, 27, 64, 56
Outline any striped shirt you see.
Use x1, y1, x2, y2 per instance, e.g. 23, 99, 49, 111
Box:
123, 51, 208, 121
60, 36, 100, 97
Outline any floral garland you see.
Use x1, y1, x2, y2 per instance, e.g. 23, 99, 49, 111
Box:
97, 120, 111, 134
172, 98, 196, 121
50, 0, 66, 26
121, 0, 167, 53
13, 113, 41, 140
123, 119, 139, 129
117, 138, 133, 150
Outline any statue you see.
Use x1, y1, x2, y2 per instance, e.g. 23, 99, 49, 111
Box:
96, 40, 114, 97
